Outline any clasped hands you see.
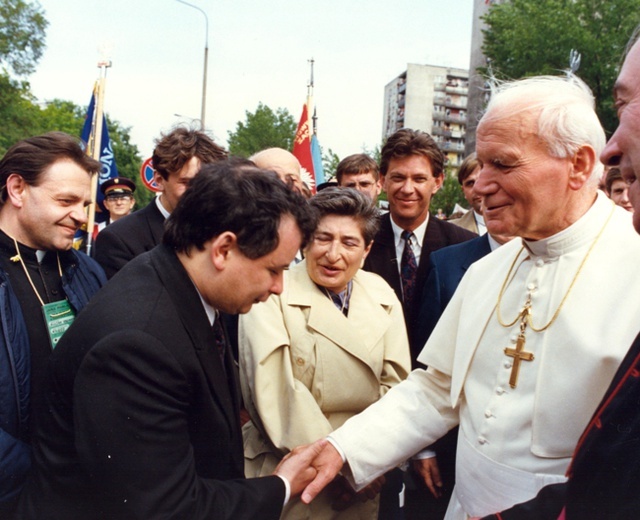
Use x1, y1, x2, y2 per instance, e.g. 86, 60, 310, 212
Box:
273, 439, 383, 508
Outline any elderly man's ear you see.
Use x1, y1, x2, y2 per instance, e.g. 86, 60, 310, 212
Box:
568, 145, 597, 190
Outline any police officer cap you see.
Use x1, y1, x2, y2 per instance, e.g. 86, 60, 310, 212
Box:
101, 177, 136, 196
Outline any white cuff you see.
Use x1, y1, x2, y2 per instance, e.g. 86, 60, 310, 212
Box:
276, 475, 291, 505
412, 449, 437, 460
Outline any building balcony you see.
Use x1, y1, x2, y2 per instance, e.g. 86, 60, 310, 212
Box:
445, 85, 468, 95
445, 99, 468, 110
434, 82, 445, 92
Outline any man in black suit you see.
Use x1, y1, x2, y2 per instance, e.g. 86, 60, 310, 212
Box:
478, 24, 640, 520
363, 128, 476, 364
94, 126, 227, 278
362, 129, 475, 520
17, 160, 321, 520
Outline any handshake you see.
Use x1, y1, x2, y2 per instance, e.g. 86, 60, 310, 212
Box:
271, 439, 384, 508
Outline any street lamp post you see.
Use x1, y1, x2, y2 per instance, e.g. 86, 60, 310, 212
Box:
175, 0, 208, 130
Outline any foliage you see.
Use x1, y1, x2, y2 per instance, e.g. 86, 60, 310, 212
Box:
321, 147, 340, 180
227, 103, 297, 157
0, 73, 40, 154
0, 88, 146, 207
431, 168, 466, 218
0, 0, 48, 76
482, 0, 640, 135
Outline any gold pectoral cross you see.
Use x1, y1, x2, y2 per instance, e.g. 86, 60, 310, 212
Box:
504, 332, 535, 388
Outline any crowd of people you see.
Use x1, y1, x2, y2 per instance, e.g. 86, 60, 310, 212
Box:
0, 24, 639, 520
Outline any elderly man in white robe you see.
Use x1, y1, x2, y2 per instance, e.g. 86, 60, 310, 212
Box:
292, 75, 640, 519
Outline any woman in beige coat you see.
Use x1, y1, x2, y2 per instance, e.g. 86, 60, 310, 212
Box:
239, 188, 411, 519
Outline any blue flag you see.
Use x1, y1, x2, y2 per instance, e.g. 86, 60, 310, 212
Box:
81, 91, 119, 216
311, 134, 325, 186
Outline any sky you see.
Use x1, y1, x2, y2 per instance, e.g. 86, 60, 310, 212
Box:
30, 0, 475, 161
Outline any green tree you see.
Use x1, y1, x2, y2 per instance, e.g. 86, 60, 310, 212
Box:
482, 0, 640, 135
0, 0, 48, 76
0, 74, 40, 154
227, 103, 297, 157
431, 168, 466, 218
321, 147, 340, 180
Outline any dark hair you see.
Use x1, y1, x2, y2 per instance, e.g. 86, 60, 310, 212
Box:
336, 154, 380, 184
152, 126, 228, 180
379, 128, 444, 178
309, 187, 380, 246
164, 159, 316, 257
605, 167, 624, 194
457, 153, 479, 185
0, 132, 100, 204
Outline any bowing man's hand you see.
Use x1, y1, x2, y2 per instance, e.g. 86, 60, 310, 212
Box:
300, 441, 345, 504
274, 439, 327, 496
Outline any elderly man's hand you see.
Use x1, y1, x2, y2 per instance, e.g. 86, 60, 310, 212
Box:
274, 440, 327, 496
413, 456, 443, 498
300, 441, 344, 504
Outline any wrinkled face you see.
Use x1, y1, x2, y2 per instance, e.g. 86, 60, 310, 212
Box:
601, 40, 640, 232
214, 215, 302, 314
103, 192, 135, 220
461, 167, 482, 213
339, 172, 381, 201
305, 214, 371, 294
608, 179, 633, 212
156, 156, 201, 213
382, 155, 443, 231
474, 110, 576, 240
14, 159, 91, 251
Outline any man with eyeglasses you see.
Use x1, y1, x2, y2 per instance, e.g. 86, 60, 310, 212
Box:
98, 177, 136, 232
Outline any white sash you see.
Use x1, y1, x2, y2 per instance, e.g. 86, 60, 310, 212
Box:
444, 435, 568, 519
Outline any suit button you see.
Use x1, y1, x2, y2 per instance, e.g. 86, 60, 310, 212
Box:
484, 409, 492, 418
296, 357, 305, 366
496, 386, 504, 395
478, 436, 487, 445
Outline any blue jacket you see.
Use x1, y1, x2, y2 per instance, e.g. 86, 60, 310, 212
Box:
0, 250, 106, 504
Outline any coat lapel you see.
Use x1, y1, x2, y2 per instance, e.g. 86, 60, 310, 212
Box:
287, 264, 392, 371
151, 246, 239, 436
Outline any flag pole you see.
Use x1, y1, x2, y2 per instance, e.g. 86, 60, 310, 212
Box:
85, 59, 111, 256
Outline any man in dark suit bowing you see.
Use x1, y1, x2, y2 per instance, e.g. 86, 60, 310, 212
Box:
363, 129, 476, 365
17, 160, 321, 520
94, 126, 227, 278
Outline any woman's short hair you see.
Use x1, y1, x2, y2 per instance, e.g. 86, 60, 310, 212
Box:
309, 187, 380, 246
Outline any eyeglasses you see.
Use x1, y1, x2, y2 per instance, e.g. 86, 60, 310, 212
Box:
105, 194, 133, 201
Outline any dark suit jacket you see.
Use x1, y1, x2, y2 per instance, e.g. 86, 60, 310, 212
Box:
481, 330, 640, 520
17, 245, 285, 520
364, 213, 476, 362
94, 199, 165, 278
414, 234, 492, 349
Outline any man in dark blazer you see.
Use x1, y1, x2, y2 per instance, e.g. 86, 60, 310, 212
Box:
363, 129, 475, 520
17, 161, 321, 520
363, 129, 476, 364
415, 233, 493, 348
94, 126, 227, 278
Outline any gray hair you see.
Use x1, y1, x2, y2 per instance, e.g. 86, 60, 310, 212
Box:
483, 75, 605, 185
309, 187, 380, 246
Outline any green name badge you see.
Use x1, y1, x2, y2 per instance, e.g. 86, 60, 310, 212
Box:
42, 300, 76, 349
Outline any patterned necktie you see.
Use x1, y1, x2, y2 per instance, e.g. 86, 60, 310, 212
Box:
401, 230, 418, 308
212, 314, 227, 369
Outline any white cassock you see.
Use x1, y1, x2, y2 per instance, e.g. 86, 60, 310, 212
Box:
331, 192, 640, 518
